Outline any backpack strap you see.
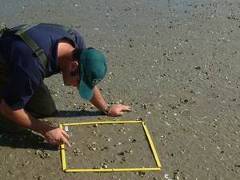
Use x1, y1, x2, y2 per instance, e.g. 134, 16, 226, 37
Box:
2, 24, 76, 75
15, 24, 48, 70
0, 24, 9, 38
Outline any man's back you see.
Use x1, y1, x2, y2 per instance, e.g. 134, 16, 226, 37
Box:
0, 23, 85, 109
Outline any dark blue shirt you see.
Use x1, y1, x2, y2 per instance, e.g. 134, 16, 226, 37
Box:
0, 23, 86, 109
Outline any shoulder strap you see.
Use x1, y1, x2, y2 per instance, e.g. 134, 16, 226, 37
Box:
15, 24, 48, 70
0, 24, 9, 38
4, 24, 75, 73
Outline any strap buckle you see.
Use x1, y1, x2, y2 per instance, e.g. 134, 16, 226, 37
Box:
34, 47, 44, 57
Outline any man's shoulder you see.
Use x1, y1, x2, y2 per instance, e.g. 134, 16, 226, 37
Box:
8, 39, 45, 80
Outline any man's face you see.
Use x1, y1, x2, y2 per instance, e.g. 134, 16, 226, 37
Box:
62, 60, 80, 87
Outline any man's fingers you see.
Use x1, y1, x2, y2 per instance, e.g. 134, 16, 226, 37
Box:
61, 135, 71, 147
122, 105, 131, 112
61, 130, 71, 147
61, 129, 70, 139
119, 111, 124, 115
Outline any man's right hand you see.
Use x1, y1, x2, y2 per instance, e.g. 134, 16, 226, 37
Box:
43, 127, 71, 147
0, 100, 71, 147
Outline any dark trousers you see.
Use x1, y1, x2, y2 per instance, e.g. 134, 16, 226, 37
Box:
0, 54, 57, 132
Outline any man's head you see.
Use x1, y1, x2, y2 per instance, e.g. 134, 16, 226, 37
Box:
60, 44, 107, 100
71, 47, 107, 100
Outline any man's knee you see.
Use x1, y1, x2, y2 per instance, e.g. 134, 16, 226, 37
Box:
25, 106, 57, 118
25, 84, 57, 118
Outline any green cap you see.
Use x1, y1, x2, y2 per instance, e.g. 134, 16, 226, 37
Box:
78, 48, 107, 100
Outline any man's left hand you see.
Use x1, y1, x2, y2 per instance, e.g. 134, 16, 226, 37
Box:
107, 104, 131, 117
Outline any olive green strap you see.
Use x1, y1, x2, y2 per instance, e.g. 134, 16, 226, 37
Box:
3, 24, 74, 73
15, 24, 48, 69
0, 24, 9, 37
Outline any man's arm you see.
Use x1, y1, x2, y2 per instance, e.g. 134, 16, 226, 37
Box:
0, 99, 70, 146
90, 86, 131, 116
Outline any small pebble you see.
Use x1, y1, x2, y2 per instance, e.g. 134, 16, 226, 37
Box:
118, 142, 122, 145
136, 171, 146, 177
194, 66, 201, 70
101, 163, 108, 168
64, 126, 69, 132
118, 152, 125, 156
93, 124, 98, 128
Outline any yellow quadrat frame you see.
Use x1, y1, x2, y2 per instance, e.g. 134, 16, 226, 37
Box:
59, 120, 161, 173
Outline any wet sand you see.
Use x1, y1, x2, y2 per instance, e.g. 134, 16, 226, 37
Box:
1, 0, 240, 179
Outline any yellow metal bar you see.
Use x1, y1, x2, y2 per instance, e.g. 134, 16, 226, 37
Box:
65, 167, 161, 173
142, 122, 161, 168
61, 144, 67, 171
61, 120, 141, 126
59, 124, 67, 171
59, 120, 162, 173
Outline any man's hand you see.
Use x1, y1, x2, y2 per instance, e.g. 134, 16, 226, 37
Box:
107, 104, 131, 117
90, 86, 131, 117
43, 128, 71, 147
0, 100, 71, 147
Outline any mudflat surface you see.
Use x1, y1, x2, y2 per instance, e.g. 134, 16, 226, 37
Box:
1, 0, 240, 179
65, 122, 156, 169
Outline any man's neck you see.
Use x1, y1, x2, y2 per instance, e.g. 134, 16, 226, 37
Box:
57, 41, 75, 69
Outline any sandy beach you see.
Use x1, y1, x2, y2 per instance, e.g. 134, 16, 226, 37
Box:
1, 0, 240, 179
